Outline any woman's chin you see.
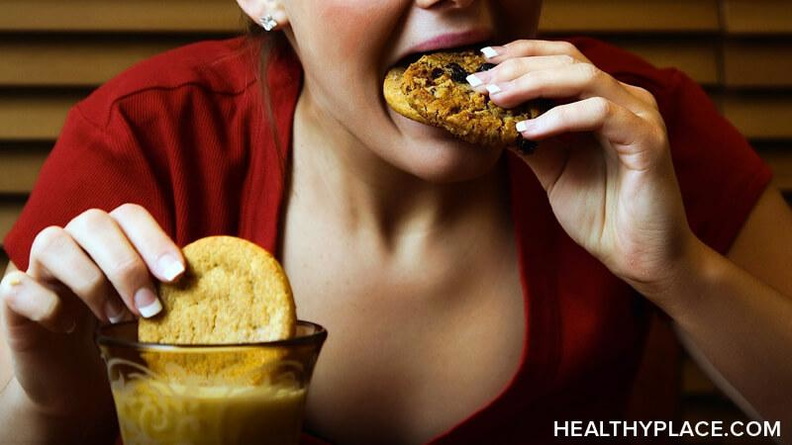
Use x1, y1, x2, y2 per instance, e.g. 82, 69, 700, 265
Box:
380, 110, 504, 183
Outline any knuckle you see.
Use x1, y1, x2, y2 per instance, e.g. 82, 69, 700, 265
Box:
577, 63, 603, 83
556, 41, 578, 55
106, 255, 147, 283
496, 58, 520, 78
72, 269, 108, 304
648, 110, 667, 130
508, 39, 531, 50
544, 105, 567, 126
110, 203, 145, 220
31, 226, 69, 257
633, 86, 658, 107
68, 208, 110, 233
647, 124, 668, 147
588, 97, 613, 116
558, 54, 577, 66
32, 297, 61, 326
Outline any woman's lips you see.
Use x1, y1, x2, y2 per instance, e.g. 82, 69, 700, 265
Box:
409, 29, 493, 55
391, 29, 494, 68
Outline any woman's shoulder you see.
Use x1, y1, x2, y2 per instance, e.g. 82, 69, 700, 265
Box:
76, 37, 262, 128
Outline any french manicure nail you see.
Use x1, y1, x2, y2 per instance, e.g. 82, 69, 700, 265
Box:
481, 46, 499, 59
158, 254, 185, 282
135, 287, 162, 318
486, 84, 502, 95
104, 299, 125, 324
516, 120, 531, 133
466, 74, 483, 87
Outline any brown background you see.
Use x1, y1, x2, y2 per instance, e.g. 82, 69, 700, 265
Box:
0, 1, 789, 443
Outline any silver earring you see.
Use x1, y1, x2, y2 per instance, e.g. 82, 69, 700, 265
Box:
259, 15, 278, 31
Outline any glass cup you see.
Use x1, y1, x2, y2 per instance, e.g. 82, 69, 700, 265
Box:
97, 320, 326, 445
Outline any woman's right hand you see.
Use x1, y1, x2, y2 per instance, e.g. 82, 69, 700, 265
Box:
0, 203, 184, 422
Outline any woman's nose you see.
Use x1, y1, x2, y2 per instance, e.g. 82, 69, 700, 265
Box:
415, 0, 476, 9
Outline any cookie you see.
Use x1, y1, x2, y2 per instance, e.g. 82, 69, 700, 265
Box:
383, 66, 428, 124
385, 50, 546, 149
138, 236, 296, 344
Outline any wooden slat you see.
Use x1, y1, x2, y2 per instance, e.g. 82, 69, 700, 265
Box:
0, 37, 725, 89
0, 0, 241, 33
0, 92, 81, 140
540, 0, 720, 33
723, 41, 792, 88
0, 201, 24, 247
0, 38, 198, 87
617, 39, 720, 86
721, 94, 792, 139
0, 147, 48, 194
723, 0, 792, 35
760, 150, 792, 192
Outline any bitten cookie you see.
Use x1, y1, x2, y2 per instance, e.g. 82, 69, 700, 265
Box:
385, 50, 546, 149
384, 66, 428, 124
138, 236, 296, 344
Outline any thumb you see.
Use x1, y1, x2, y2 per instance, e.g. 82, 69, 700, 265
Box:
1, 271, 79, 339
507, 137, 573, 193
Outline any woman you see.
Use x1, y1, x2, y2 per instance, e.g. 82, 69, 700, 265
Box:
1, 0, 790, 443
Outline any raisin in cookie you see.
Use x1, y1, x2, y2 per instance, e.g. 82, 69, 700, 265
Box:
385, 50, 546, 150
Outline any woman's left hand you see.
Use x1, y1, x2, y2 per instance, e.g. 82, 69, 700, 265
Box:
471, 40, 694, 293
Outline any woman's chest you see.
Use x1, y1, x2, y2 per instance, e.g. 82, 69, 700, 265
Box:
282, 237, 526, 444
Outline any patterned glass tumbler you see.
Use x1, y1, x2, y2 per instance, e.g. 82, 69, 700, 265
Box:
97, 320, 327, 445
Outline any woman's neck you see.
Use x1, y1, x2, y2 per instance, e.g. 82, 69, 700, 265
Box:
289, 89, 510, 246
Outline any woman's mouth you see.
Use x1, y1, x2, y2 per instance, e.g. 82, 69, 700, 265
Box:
388, 29, 495, 71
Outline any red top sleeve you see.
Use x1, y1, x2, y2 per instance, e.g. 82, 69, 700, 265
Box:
4, 103, 174, 270
2, 38, 283, 271
662, 70, 772, 254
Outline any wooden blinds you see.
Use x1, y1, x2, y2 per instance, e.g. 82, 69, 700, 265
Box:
0, 1, 788, 440
1, 0, 790, 246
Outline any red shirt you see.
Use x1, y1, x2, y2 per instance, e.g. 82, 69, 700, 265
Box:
4, 37, 771, 444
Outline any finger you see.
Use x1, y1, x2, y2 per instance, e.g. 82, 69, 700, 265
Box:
109, 204, 185, 283
485, 62, 642, 111
64, 209, 162, 319
515, 97, 660, 169
481, 40, 590, 64
466, 54, 579, 93
1, 271, 77, 334
27, 225, 126, 323
510, 133, 606, 191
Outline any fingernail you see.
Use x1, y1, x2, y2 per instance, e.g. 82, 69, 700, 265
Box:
135, 288, 162, 318
0, 275, 22, 300
104, 299, 125, 324
516, 120, 532, 133
158, 254, 185, 282
466, 73, 483, 87
486, 84, 502, 95
1, 274, 22, 291
515, 139, 538, 156
481, 46, 499, 59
